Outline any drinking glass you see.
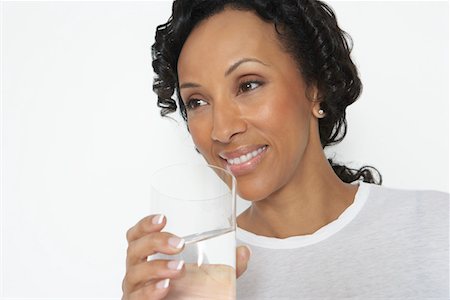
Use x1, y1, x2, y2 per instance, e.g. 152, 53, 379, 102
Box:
149, 163, 237, 299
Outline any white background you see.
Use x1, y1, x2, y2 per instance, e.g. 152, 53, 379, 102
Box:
1, 1, 448, 299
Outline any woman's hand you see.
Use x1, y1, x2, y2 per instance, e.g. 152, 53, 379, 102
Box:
122, 214, 252, 300
122, 214, 186, 300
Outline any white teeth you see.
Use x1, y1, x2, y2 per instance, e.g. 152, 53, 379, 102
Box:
226, 146, 266, 165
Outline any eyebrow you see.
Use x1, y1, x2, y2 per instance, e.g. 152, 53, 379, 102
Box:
224, 57, 269, 76
179, 57, 269, 90
179, 82, 201, 90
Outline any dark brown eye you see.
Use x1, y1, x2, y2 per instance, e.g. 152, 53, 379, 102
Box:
186, 98, 207, 110
238, 80, 263, 94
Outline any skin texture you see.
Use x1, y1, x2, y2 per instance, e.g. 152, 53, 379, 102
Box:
177, 8, 358, 238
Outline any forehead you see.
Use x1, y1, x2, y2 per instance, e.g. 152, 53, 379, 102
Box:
177, 8, 282, 77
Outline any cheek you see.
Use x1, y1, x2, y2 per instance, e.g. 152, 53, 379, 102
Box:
236, 97, 310, 200
188, 118, 212, 153
250, 89, 310, 136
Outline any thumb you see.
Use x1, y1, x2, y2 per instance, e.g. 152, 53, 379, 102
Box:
236, 245, 252, 278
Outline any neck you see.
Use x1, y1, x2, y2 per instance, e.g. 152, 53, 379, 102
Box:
237, 128, 358, 238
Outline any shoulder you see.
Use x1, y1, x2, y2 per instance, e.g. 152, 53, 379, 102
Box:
360, 182, 449, 227
364, 182, 449, 206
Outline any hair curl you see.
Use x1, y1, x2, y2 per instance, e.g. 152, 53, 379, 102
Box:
152, 0, 382, 185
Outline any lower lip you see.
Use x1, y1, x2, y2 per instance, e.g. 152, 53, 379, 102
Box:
225, 147, 268, 177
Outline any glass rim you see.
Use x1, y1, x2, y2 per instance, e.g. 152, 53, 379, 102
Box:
150, 162, 237, 202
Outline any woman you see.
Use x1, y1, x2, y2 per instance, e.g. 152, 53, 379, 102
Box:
122, 0, 449, 299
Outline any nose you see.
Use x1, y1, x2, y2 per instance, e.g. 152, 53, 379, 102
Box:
211, 100, 246, 144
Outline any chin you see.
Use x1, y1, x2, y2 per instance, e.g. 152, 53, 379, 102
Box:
236, 179, 272, 202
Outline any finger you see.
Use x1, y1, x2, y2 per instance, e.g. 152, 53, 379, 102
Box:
126, 232, 185, 267
123, 259, 185, 293
126, 214, 166, 243
236, 245, 252, 278
126, 278, 171, 300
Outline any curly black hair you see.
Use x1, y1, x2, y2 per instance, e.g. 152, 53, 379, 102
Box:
152, 0, 382, 185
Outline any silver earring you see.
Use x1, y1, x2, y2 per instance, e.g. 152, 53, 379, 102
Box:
318, 109, 324, 115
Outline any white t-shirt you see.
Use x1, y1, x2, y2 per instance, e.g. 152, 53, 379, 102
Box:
236, 182, 449, 299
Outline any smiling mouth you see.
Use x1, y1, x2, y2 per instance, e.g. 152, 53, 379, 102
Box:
219, 145, 268, 176
225, 145, 267, 165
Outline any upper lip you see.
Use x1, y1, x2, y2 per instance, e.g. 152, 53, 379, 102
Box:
218, 144, 267, 160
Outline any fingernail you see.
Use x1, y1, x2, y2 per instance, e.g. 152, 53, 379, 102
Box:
168, 237, 185, 249
152, 214, 164, 225
167, 260, 184, 271
156, 278, 170, 289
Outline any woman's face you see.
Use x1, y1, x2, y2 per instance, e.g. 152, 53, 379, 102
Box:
177, 8, 319, 201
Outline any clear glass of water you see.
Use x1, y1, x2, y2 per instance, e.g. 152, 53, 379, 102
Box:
150, 163, 237, 299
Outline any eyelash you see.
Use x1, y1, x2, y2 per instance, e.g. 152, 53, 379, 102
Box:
185, 80, 264, 111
